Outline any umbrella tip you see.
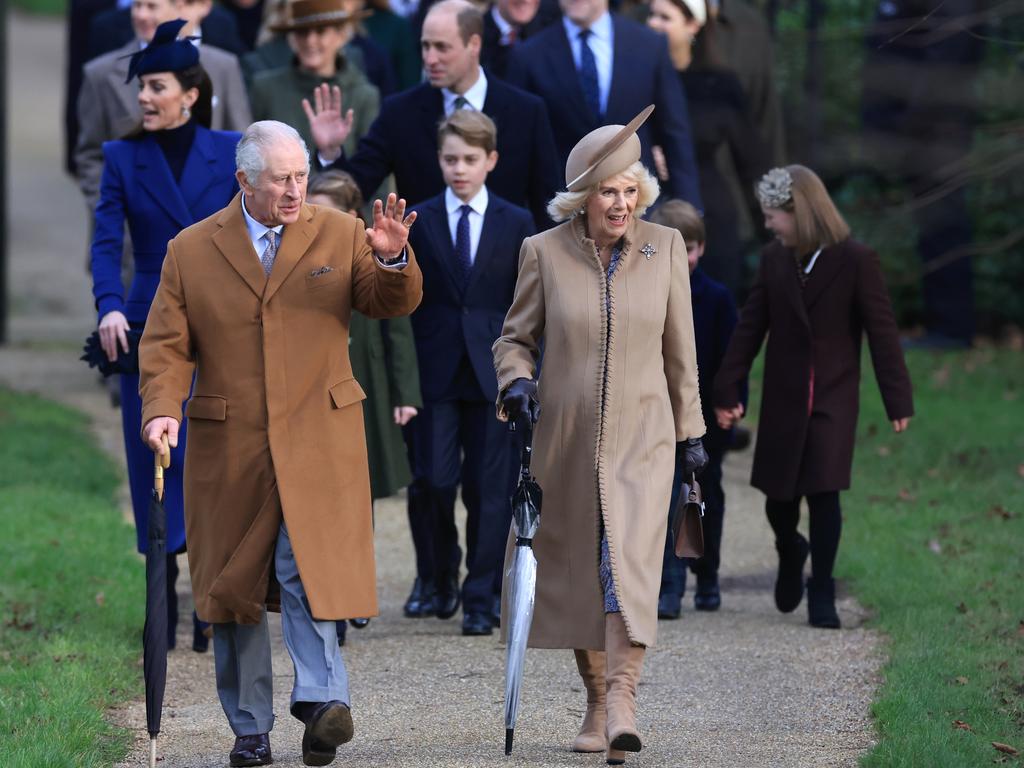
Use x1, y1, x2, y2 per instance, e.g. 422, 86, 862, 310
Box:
149, 737, 158, 768
505, 728, 514, 755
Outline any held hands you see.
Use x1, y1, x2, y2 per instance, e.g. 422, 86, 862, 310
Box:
302, 84, 354, 164
143, 416, 179, 454
365, 193, 417, 260
98, 310, 130, 362
892, 417, 911, 433
683, 437, 709, 476
393, 406, 418, 426
500, 378, 540, 424
715, 403, 744, 430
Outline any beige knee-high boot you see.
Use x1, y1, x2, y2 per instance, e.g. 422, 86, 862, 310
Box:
604, 612, 645, 754
572, 649, 607, 752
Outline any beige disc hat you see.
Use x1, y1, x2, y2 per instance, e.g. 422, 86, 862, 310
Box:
271, 0, 371, 32
564, 105, 655, 192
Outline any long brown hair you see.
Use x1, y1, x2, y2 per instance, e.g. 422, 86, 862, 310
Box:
664, 0, 723, 70
781, 165, 851, 255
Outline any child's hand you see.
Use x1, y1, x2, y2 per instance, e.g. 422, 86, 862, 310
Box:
715, 404, 744, 430
891, 417, 910, 433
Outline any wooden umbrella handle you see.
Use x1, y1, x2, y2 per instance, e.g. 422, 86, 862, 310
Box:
154, 434, 170, 499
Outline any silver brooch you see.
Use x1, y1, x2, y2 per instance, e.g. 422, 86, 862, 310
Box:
640, 243, 656, 260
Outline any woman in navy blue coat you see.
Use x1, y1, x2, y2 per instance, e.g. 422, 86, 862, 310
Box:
90, 19, 241, 651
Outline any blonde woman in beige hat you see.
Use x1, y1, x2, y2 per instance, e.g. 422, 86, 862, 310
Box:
493, 106, 707, 765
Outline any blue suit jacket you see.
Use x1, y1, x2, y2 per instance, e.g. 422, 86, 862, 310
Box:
690, 267, 743, 446
334, 78, 561, 229
91, 126, 241, 324
506, 15, 703, 209
408, 191, 535, 402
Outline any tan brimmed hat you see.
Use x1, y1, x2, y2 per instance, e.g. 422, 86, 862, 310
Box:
564, 105, 654, 192
270, 0, 371, 32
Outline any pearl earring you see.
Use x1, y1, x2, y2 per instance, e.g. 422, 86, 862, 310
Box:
182, 105, 191, 120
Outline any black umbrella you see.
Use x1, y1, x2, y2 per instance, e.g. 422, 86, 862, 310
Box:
143, 437, 170, 768
504, 414, 542, 755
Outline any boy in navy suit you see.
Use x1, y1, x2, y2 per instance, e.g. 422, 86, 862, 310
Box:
651, 200, 743, 618
405, 109, 535, 636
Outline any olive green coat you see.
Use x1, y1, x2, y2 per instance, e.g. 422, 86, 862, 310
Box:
349, 312, 421, 499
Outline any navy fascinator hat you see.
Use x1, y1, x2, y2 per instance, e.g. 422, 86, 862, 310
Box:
124, 19, 200, 83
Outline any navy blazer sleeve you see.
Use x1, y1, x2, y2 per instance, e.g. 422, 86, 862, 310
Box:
332, 97, 400, 201
91, 142, 128, 322
651, 39, 702, 209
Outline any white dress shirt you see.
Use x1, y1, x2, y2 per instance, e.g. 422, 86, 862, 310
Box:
490, 5, 517, 45
442, 67, 488, 116
562, 12, 614, 116
446, 185, 488, 264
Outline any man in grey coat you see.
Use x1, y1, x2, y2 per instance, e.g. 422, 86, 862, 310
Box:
75, 0, 252, 211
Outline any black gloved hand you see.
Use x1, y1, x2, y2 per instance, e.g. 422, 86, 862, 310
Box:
501, 377, 540, 424
683, 437, 709, 476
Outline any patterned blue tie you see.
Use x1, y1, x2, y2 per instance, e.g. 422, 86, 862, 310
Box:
454, 204, 473, 287
578, 29, 601, 122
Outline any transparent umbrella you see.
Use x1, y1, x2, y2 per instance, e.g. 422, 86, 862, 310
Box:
504, 415, 542, 755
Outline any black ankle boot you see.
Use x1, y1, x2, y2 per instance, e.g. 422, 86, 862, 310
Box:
774, 533, 809, 613
806, 577, 841, 629
193, 611, 210, 652
694, 573, 721, 611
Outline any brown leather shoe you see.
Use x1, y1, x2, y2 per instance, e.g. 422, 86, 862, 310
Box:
301, 701, 353, 766
229, 733, 271, 767
572, 649, 607, 752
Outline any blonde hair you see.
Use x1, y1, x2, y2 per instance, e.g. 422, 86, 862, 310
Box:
758, 164, 850, 255
437, 109, 497, 154
546, 161, 661, 222
649, 199, 705, 244
307, 169, 364, 214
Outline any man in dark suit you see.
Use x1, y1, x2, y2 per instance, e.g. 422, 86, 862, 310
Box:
86, 0, 248, 59
505, 0, 702, 208
307, 0, 561, 228
406, 109, 534, 636
480, 0, 560, 79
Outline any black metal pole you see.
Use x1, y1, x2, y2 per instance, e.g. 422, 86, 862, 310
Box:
0, 0, 8, 344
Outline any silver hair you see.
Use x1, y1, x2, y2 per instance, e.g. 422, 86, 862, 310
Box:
235, 120, 311, 186
546, 161, 661, 222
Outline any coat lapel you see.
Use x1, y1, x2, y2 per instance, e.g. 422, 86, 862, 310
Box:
264, 204, 316, 303
776, 248, 810, 328
425, 198, 466, 300
802, 243, 847, 312
465, 200, 502, 296
135, 137, 193, 229
547, 28, 592, 125
180, 126, 220, 216
212, 194, 268, 299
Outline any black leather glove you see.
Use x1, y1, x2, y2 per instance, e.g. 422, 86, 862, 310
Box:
501, 378, 540, 424
683, 437, 708, 476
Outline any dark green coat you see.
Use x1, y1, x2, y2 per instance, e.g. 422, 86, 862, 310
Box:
350, 311, 422, 499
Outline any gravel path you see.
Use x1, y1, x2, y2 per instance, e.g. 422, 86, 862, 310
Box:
3, 13, 882, 766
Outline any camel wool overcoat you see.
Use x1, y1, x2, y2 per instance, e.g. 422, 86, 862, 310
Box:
139, 194, 422, 625
493, 217, 706, 649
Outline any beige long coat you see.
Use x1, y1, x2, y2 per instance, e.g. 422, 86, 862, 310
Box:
139, 194, 422, 625
493, 217, 705, 649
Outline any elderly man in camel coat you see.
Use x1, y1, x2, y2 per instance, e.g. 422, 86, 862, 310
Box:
139, 120, 421, 768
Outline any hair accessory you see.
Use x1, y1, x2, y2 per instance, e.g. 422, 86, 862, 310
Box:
124, 19, 199, 83
755, 167, 793, 209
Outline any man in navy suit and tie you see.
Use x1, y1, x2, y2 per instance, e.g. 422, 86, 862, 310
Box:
306, 0, 561, 229
406, 109, 534, 636
505, 0, 703, 208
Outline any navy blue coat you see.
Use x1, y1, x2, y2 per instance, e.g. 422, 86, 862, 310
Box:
333, 78, 561, 229
90, 126, 240, 553
506, 14, 703, 209
690, 267, 740, 450
408, 191, 535, 402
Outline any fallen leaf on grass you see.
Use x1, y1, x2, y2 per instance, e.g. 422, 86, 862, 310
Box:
95, 592, 105, 607
898, 488, 916, 502
932, 365, 951, 387
957, 602, 969, 614
927, 467, 940, 478
1018, 464, 1024, 479
954, 720, 973, 731
1017, 621, 1024, 638
877, 445, 891, 457
992, 742, 1019, 756
988, 505, 1015, 520
955, 676, 970, 685
928, 539, 943, 554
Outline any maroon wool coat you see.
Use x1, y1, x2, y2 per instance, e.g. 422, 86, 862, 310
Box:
713, 238, 913, 501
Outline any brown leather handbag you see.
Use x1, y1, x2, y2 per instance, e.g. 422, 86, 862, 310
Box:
672, 474, 705, 559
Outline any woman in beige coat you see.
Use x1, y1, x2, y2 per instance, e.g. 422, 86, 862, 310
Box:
493, 107, 707, 764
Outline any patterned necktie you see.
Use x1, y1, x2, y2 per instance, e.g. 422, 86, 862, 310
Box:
578, 29, 601, 121
261, 230, 279, 277
454, 204, 473, 287
453, 95, 470, 110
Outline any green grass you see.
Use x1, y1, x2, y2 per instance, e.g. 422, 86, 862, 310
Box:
10, 0, 66, 15
0, 388, 143, 767
825, 350, 1024, 765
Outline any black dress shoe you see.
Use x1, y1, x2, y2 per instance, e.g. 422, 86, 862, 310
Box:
294, 701, 354, 767
229, 733, 272, 767
349, 617, 370, 629
806, 577, 841, 629
694, 574, 721, 611
403, 578, 436, 618
657, 592, 681, 620
774, 533, 809, 613
193, 611, 211, 653
461, 612, 493, 636
434, 575, 461, 620
490, 595, 502, 628
335, 620, 347, 647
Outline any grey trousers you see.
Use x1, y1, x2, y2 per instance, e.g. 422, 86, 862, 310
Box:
213, 522, 350, 736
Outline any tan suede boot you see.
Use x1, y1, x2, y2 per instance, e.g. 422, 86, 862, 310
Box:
572, 649, 608, 752
604, 612, 645, 753
606, 746, 627, 765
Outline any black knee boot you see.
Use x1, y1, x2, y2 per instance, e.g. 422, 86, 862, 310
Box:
807, 492, 842, 629
806, 577, 841, 628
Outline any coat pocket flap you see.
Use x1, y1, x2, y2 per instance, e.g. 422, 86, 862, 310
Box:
329, 378, 367, 409
185, 395, 227, 421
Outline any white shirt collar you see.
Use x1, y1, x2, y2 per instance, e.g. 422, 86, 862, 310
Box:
442, 66, 488, 114
562, 11, 612, 42
490, 5, 515, 42
241, 194, 283, 245
445, 185, 488, 217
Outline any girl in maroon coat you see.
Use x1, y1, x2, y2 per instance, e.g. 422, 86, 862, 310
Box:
713, 165, 914, 628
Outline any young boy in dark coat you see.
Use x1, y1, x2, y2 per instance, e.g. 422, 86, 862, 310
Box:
651, 200, 743, 618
